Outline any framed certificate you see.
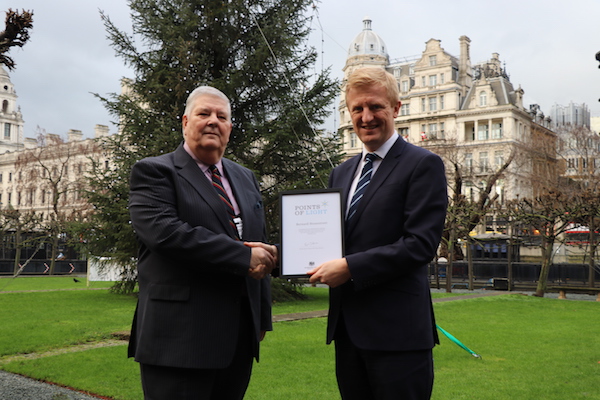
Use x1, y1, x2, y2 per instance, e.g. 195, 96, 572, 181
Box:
279, 188, 344, 277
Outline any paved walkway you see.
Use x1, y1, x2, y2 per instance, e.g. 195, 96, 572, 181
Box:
0, 370, 100, 400
1, 289, 597, 399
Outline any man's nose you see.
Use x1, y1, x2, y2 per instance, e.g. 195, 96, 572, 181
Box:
206, 112, 219, 125
362, 108, 374, 122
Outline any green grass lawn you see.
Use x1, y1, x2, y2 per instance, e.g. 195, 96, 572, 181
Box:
1, 277, 598, 399
0, 275, 114, 292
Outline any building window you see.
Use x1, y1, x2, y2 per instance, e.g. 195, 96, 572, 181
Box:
429, 97, 437, 111
440, 122, 445, 139
439, 95, 445, 110
421, 98, 426, 112
477, 124, 489, 140
494, 150, 504, 167
421, 124, 427, 140
479, 91, 487, 106
429, 55, 437, 66
398, 127, 409, 140
429, 75, 437, 86
428, 123, 438, 139
350, 131, 357, 148
8, 172, 12, 182
401, 103, 410, 116
492, 122, 502, 139
4, 123, 10, 139
479, 152, 489, 172
440, 73, 445, 84
401, 80, 409, 92
465, 153, 473, 173
421, 76, 426, 87
466, 125, 475, 141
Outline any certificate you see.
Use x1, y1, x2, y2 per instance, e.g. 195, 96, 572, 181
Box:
279, 189, 344, 276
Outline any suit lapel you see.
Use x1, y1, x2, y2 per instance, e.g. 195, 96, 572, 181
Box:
173, 144, 236, 237
222, 159, 254, 239
346, 138, 405, 231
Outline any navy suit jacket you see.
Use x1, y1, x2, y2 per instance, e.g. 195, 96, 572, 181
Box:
127, 143, 272, 369
327, 137, 447, 351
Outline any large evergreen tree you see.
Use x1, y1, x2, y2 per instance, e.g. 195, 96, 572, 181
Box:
86, 0, 341, 293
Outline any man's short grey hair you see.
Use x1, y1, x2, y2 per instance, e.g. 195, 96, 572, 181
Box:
183, 86, 231, 118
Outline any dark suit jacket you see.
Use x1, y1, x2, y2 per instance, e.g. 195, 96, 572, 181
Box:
327, 137, 447, 351
127, 143, 272, 369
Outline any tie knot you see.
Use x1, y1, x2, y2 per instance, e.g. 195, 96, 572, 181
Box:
209, 165, 221, 176
365, 153, 379, 163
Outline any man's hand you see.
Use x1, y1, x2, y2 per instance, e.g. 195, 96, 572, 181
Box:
246, 242, 277, 280
307, 258, 351, 288
245, 242, 278, 262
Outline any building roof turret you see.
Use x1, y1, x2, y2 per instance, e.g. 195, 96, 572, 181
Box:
348, 17, 388, 58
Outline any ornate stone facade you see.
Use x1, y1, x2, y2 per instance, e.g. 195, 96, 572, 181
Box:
339, 18, 558, 207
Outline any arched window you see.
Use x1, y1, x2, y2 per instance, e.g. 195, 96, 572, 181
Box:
479, 91, 487, 106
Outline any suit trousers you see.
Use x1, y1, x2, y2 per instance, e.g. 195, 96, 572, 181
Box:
139, 298, 255, 400
334, 319, 434, 400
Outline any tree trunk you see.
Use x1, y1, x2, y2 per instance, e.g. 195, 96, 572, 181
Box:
445, 228, 456, 293
588, 228, 596, 288
12, 228, 22, 275
535, 239, 554, 297
507, 222, 513, 291
467, 237, 474, 290
49, 233, 59, 275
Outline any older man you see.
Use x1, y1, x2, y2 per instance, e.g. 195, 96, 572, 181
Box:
128, 86, 276, 399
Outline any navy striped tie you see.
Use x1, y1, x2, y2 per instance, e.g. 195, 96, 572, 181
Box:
209, 165, 239, 239
347, 153, 379, 221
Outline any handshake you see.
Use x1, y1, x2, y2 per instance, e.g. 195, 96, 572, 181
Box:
245, 242, 278, 280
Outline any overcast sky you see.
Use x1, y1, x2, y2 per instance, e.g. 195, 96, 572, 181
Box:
7, 0, 600, 139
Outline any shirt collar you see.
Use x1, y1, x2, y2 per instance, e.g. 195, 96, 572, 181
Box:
362, 133, 398, 160
183, 142, 223, 174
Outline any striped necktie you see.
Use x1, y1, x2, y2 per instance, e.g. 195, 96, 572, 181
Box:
209, 165, 239, 239
347, 153, 379, 221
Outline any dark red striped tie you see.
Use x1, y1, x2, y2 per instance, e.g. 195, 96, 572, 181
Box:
209, 165, 239, 239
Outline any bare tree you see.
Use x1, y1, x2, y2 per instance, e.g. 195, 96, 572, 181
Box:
505, 191, 574, 296
15, 130, 96, 274
0, 206, 42, 274
424, 133, 515, 292
0, 8, 33, 70
555, 124, 600, 287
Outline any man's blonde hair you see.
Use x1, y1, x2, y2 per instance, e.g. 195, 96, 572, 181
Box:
345, 67, 399, 108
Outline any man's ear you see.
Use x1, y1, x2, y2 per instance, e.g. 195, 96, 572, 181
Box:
393, 101, 402, 117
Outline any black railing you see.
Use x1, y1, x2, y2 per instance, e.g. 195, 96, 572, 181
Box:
432, 261, 599, 285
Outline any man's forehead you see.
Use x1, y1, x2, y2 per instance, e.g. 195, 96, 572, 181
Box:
192, 95, 230, 114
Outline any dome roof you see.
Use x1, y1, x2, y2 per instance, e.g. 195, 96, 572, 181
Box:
0, 65, 10, 83
348, 17, 388, 57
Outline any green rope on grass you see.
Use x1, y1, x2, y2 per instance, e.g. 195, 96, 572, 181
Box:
437, 325, 481, 358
